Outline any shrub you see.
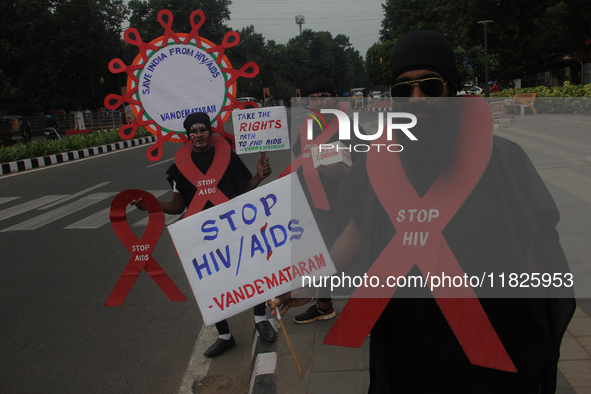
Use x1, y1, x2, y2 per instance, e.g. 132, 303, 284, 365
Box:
0, 128, 152, 163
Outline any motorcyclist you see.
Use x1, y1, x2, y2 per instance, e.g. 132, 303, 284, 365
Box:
45, 115, 61, 140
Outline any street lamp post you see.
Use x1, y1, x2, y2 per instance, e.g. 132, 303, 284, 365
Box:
478, 20, 493, 97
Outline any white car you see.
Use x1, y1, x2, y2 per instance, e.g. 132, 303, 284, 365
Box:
457, 85, 483, 96
237, 97, 262, 108
371, 90, 382, 101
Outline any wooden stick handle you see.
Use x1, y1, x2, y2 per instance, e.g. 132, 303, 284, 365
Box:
276, 313, 303, 376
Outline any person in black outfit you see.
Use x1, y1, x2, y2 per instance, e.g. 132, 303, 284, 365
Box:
290, 76, 365, 324
132, 112, 275, 358
270, 31, 575, 393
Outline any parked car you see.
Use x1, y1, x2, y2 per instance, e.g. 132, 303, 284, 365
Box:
0, 115, 32, 146
237, 97, 262, 108
457, 85, 484, 96
371, 90, 382, 101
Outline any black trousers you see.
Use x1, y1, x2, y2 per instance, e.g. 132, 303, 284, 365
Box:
215, 302, 267, 335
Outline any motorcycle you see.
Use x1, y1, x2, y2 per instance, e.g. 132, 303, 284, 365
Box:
45, 127, 61, 140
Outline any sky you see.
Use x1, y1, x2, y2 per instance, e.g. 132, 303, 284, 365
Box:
226, 0, 385, 57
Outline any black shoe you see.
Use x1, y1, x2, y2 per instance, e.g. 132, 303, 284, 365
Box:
204, 336, 236, 358
255, 320, 276, 342
294, 303, 336, 324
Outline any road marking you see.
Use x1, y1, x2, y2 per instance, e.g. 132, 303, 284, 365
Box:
0, 195, 68, 222
147, 157, 174, 168
65, 190, 169, 229
38, 182, 111, 210
1, 192, 117, 231
0, 197, 21, 205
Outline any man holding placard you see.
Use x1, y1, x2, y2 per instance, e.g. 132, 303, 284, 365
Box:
131, 112, 274, 358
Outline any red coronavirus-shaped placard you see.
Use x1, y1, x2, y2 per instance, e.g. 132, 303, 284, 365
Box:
105, 9, 259, 161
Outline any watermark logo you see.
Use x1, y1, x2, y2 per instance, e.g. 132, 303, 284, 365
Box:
307, 109, 418, 153
304, 108, 328, 132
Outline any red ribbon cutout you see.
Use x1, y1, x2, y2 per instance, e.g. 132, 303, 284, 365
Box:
147, 125, 183, 162
117, 107, 155, 140
182, 10, 206, 46
206, 31, 240, 65
279, 101, 350, 210
108, 58, 142, 84
124, 28, 160, 64
157, 9, 181, 47
222, 62, 260, 88
105, 189, 186, 306
174, 135, 231, 218
323, 98, 516, 372
104, 90, 141, 110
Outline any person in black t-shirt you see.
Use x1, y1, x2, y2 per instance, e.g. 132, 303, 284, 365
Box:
131, 112, 274, 358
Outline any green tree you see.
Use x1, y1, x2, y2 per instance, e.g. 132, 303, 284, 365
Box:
365, 40, 396, 85
378, 0, 591, 84
226, 25, 267, 99
127, 0, 232, 44
0, 0, 128, 113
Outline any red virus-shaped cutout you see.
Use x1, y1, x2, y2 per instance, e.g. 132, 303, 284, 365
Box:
105, 9, 260, 161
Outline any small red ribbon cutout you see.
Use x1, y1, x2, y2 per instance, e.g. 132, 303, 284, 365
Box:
105, 189, 186, 306
222, 62, 259, 88
157, 9, 181, 47
279, 101, 350, 210
174, 135, 231, 218
323, 98, 516, 372
206, 31, 240, 65
182, 10, 206, 46
124, 28, 160, 64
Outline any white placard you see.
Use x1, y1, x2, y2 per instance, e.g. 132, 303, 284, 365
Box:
168, 174, 335, 325
311, 141, 353, 168
232, 106, 290, 154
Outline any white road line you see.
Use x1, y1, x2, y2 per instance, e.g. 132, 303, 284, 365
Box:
1, 192, 117, 231
0, 197, 21, 205
0, 195, 68, 222
38, 182, 111, 210
65, 190, 169, 229
147, 157, 174, 168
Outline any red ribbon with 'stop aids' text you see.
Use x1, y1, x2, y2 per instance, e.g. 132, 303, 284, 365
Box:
174, 135, 231, 218
105, 189, 186, 306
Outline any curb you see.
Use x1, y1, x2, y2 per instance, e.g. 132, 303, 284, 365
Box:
0, 136, 156, 176
364, 107, 392, 112
249, 319, 279, 394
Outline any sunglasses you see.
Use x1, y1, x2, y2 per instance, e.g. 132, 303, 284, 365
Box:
390, 77, 448, 102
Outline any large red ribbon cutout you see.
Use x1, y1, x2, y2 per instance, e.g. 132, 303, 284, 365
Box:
323, 98, 516, 372
279, 101, 350, 210
174, 135, 231, 218
105, 189, 186, 306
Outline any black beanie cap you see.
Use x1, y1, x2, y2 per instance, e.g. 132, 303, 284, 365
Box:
183, 112, 212, 134
390, 31, 462, 93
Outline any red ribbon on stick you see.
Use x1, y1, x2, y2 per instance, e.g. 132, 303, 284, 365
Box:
105, 189, 186, 306
174, 136, 231, 218
323, 98, 516, 372
279, 101, 350, 210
